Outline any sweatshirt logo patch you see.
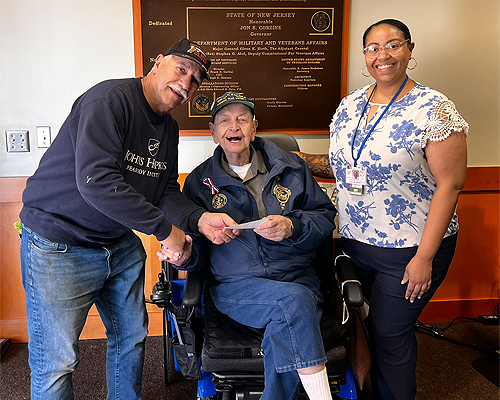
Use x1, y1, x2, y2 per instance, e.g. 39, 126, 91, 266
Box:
148, 139, 160, 157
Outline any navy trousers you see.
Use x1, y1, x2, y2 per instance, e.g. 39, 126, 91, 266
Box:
341, 234, 457, 400
209, 268, 326, 400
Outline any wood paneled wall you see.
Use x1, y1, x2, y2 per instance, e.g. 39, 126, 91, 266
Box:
1, 167, 498, 342
420, 167, 500, 321
0, 177, 163, 342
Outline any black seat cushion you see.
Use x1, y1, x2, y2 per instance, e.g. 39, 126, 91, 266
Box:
203, 290, 265, 360
202, 291, 265, 372
201, 286, 348, 375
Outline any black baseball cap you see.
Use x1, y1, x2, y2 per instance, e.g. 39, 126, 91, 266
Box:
164, 38, 211, 81
211, 92, 255, 121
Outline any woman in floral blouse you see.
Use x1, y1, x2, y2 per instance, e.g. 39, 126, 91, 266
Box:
298, 19, 468, 400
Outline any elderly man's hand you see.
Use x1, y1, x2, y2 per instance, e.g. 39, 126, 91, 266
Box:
254, 215, 294, 242
158, 225, 187, 264
199, 212, 241, 245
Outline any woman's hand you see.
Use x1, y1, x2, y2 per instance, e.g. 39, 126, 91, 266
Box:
401, 255, 432, 303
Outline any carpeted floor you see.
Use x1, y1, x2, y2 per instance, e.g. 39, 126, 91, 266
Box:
358, 321, 499, 399
0, 335, 197, 400
0, 321, 498, 399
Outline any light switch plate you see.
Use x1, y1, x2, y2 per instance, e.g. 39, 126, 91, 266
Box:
36, 126, 51, 148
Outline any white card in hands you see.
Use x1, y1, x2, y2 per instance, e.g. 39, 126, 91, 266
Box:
225, 218, 268, 230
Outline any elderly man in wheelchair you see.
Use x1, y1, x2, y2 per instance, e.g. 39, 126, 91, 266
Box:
156, 92, 363, 400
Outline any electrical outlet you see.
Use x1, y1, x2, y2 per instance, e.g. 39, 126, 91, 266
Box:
36, 126, 51, 148
6, 130, 30, 152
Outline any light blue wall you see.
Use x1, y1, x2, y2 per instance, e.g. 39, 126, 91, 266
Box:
1, 0, 498, 177
0, 0, 135, 176
347, 0, 500, 169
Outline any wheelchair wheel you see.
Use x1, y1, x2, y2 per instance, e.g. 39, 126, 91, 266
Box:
165, 324, 175, 370
198, 391, 233, 400
163, 313, 176, 385
221, 392, 234, 400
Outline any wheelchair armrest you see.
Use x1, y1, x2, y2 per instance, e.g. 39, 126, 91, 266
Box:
181, 269, 204, 307
335, 255, 364, 308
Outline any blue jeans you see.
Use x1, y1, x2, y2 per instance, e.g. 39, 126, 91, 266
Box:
209, 269, 326, 400
342, 235, 457, 400
20, 225, 148, 400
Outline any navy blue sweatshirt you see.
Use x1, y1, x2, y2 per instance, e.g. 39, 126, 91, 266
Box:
20, 78, 204, 246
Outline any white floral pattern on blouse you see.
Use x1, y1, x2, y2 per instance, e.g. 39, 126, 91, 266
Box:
329, 82, 469, 248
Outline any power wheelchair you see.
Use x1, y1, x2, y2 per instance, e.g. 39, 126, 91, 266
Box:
150, 132, 366, 399
150, 235, 365, 399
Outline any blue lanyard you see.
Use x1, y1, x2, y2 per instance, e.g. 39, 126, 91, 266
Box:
351, 75, 409, 167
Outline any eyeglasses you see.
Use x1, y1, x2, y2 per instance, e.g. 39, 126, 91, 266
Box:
363, 39, 410, 58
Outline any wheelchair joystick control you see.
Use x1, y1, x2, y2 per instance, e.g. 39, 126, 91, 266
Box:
151, 271, 172, 304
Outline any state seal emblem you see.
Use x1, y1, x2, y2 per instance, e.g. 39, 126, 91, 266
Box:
311, 11, 331, 33
192, 95, 212, 115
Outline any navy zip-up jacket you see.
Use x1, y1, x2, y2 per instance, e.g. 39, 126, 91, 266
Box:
20, 78, 204, 246
182, 137, 336, 283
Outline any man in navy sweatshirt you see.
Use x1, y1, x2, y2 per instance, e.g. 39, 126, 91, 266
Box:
19, 39, 237, 400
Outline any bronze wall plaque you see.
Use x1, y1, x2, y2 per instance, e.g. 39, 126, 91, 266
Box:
139, 0, 348, 131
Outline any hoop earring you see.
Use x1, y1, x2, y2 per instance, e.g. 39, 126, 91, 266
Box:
407, 57, 417, 70
361, 65, 370, 77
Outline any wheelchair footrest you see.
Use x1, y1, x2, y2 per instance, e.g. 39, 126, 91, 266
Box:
211, 370, 346, 397
202, 349, 265, 373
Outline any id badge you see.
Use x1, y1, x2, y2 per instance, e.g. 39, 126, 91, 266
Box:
346, 165, 367, 196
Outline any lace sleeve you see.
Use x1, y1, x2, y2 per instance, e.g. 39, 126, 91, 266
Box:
421, 100, 469, 149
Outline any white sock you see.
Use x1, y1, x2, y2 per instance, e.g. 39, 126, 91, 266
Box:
299, 368, 333, 400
